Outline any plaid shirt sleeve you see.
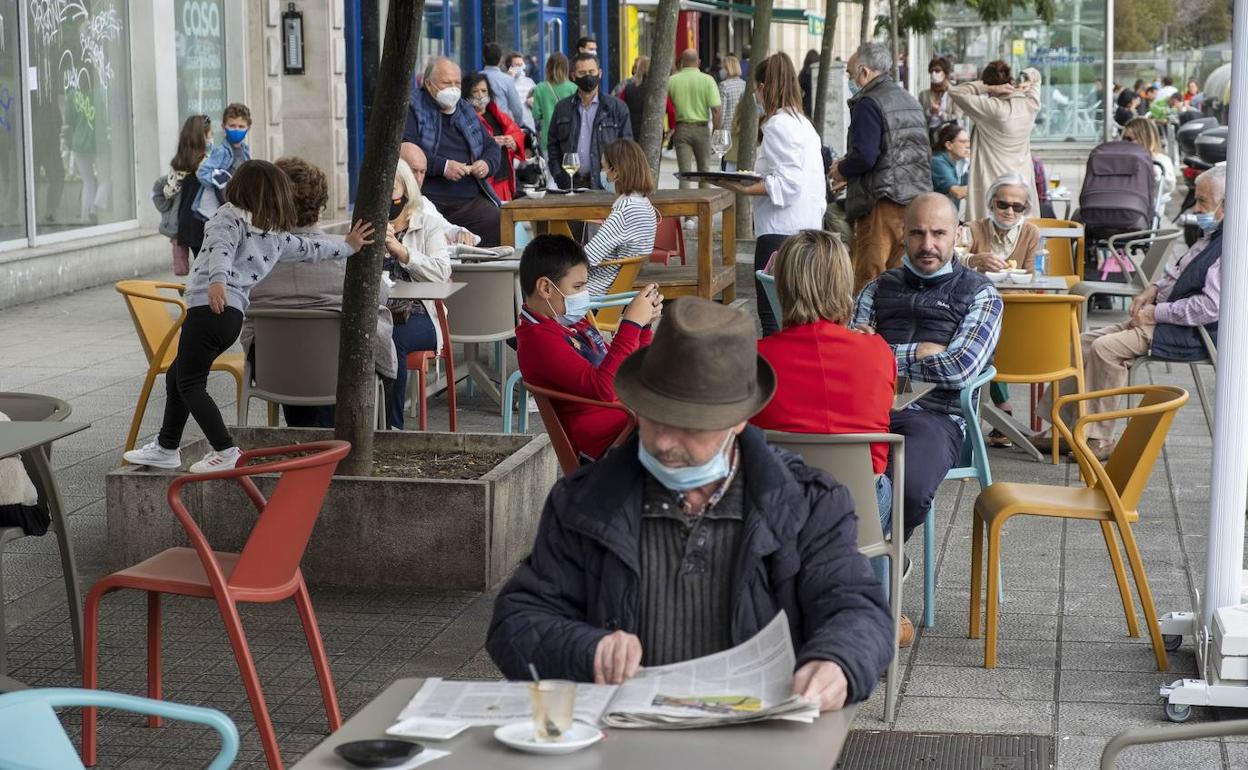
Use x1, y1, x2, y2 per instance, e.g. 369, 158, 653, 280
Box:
900, 284, 1003, 389
851, 280, 878, 329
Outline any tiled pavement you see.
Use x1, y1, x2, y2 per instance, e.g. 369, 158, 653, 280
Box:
1, 237, 1241, 767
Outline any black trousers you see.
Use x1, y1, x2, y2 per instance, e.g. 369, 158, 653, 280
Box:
754, 233, 788, 336
888, 407, 964, 539
426, 193, 502, 247
158, 306, 243, 452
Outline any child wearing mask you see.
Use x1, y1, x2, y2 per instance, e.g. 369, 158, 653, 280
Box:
125, 160, 373, 473
583, 139, 658, 295
194, 102, 254, 221
516, 235, 662, 461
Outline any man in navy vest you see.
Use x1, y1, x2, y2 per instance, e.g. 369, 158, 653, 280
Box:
852, 192, 1004, 542
1039, 165, 1225, 460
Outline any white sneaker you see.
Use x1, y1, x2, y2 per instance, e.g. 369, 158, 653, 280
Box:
123, 441, 182, 469
188, 446, 242, 474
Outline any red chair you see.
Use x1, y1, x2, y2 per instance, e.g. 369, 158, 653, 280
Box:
404, 299, 458, 431
82, 441, 351, 770
649, 214, 687, 266
523, 382, 636, 474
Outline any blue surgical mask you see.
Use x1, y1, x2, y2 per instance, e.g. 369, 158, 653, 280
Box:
903, 253, 955, 278
225, 127, 248, 144
1195, 212, 1218, 233
638, 431, 735, 491
600, 171, 616, 194
848, 80, 861, 96
550, 284, 591, 325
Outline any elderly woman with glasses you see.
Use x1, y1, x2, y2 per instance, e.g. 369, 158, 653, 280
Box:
964, 173, 1041, 274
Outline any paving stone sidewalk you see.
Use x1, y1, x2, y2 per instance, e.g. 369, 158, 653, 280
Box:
0, 250, 1238, 767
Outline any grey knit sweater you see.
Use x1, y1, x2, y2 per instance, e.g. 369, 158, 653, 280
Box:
184, 203, 353, 313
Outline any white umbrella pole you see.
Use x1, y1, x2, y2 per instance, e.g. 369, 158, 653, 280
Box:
1200, 0, 1248, 631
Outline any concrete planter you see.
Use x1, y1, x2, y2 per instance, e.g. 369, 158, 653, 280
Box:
106, 427, 556, 590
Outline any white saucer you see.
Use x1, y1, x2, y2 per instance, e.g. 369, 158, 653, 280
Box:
493, 720, 604, 754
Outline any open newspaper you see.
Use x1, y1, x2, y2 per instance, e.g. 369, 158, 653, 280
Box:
397, 612, 819, 730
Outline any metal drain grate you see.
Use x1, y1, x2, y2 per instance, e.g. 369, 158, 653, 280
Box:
837, 730, 1053, 770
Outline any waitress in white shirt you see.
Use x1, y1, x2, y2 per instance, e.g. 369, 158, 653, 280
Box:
712, 52, 827, 335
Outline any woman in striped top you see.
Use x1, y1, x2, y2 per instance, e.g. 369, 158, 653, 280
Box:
585, 139, 658, 295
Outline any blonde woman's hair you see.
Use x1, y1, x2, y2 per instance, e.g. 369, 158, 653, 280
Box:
774, 230, 854, 327
723, 55, 741, 78
1122, 117, 1163, 156
394, 158, 424, 220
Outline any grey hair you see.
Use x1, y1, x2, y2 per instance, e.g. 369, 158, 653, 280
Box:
1197, 164, 1226, 205
423, 56, 458, 83
852, 42, 893, 75
986, 173, 1032, 210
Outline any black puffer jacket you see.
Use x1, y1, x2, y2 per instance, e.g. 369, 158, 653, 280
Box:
487, 426, 893, 704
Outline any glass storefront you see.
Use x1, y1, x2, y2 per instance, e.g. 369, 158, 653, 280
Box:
930, 0, 1107, 142
0, 0, 27, 244
175, 0, 227, 121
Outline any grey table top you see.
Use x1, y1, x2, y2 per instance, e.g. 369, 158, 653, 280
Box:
0, 422, 89, 458
893, 381, 936, 411
989, 275, 1071, 292
292, 678, 858, 770
387, 281, 467, 301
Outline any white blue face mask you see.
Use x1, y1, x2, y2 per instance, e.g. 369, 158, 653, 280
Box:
224, 127, 248, 144
639, 431, 735, 491
600, 170, 616, 194
847, 80, 861, 96
903, 253, 955, 278
1195, 211, 1219, 233
548, 283, 591, 325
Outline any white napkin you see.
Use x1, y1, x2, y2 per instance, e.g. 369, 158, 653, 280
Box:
391, 748, 450, 769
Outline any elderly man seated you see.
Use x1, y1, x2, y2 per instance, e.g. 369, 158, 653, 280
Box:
1039, 165, 1226, 460
852, 192, 1004, 538
488, 298, 893, 712
400, 142, 481, 248
402, 57, 503, 246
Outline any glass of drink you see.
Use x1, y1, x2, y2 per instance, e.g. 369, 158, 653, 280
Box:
1049, 173, 1061, 191
529, 680, 576, 742
561, 153, 581, 195
711, 129, 732, 163
954, 222, 973, 261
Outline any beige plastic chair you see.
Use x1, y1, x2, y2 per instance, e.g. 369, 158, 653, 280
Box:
240, 309, 385, 430
764, 431, 905, 723
445, 263, 522, 408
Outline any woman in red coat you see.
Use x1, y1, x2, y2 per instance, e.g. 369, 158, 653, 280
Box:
465, 72, 526, 202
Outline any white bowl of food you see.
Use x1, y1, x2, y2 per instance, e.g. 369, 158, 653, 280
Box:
1006, 271, 1034, 284
986, 271, 1009, 281
525, 189, 546, 200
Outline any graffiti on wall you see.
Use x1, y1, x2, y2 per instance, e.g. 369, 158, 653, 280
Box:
28, 1, 124, 99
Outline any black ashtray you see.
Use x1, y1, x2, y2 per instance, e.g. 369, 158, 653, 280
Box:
333, 738, 424, 768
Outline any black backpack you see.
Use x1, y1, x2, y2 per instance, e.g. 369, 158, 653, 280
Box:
1078, 141, 1156, 241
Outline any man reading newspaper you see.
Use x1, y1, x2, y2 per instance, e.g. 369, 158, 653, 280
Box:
487, 298, 894, 713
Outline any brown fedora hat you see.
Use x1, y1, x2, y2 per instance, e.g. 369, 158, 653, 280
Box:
615, 297, 775, 430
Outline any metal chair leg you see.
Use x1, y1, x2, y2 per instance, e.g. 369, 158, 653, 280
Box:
922, 506, 935, 628
28, 447, 83, 674
1190, 362, 1215, 437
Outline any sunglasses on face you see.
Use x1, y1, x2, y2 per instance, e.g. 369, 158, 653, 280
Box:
993, 200, 1027, 213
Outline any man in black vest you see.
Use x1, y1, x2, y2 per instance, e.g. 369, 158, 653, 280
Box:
852, 193, 1003, 540
830, 41, 932, 293
1039, 165, 1225, 460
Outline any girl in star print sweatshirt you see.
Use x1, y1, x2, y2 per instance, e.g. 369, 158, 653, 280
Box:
125, 159, 374, 474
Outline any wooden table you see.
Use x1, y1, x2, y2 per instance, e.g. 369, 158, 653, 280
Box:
0, 421, 90, 692
292, 678, 858, 770
500, 189, 737, 303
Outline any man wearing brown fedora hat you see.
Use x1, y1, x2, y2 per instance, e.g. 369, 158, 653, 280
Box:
488, 297, 894, 713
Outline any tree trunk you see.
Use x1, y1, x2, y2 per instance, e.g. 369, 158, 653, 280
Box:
334, 0, 424, 476
637, 0, 682, 176
813, 0, 840, 133
860, 0, 872, 45
734, 0, 774, 237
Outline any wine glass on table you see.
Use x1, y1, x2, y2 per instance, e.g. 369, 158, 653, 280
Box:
954, 222, 973, 263
561, 153, 581, 195
711, 129, 732, 168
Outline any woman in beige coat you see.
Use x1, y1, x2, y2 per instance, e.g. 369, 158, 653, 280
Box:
950, 61, 1042, 221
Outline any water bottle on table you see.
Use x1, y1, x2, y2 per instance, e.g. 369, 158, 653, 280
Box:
1034, 237, 1048, 278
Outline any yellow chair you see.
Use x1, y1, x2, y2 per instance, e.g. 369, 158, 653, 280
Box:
993, 294, 1087, 464
591, 256, 648, 334
969, 384, 1188, 670
1028, 217, 1085, 288
115, 281, 245, 453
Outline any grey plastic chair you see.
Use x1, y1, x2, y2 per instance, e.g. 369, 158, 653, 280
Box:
764, 431, 905, 723
239, 309, 385, 430
445, 263, 522, 410
0, 392, 83, 681
1128, 325, 1217, 436
1072, 227, 1182, 329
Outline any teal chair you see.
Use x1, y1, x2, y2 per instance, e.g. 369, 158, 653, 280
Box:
502, 292, 639, 434
755, 270, 782, 329
921, 365, 997, 627
0, 688, 238, 769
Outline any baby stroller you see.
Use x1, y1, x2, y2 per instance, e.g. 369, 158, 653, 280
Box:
1076, 140, 1165, 283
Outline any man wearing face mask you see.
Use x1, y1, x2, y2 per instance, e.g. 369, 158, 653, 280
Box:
402, 57, 504, 246
548, 53, 633, 190
852, 193, 1003, 540
490, 296, 893, 713
481, 41, 526, 125
830, 42, 932, 294
1038, 165, 1226, 460
506, 51, 538, 132
513, 234, 662, 461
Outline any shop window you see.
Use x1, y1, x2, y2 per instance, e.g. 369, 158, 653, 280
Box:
175, 0, 227, 122
0, 0, 26, 244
